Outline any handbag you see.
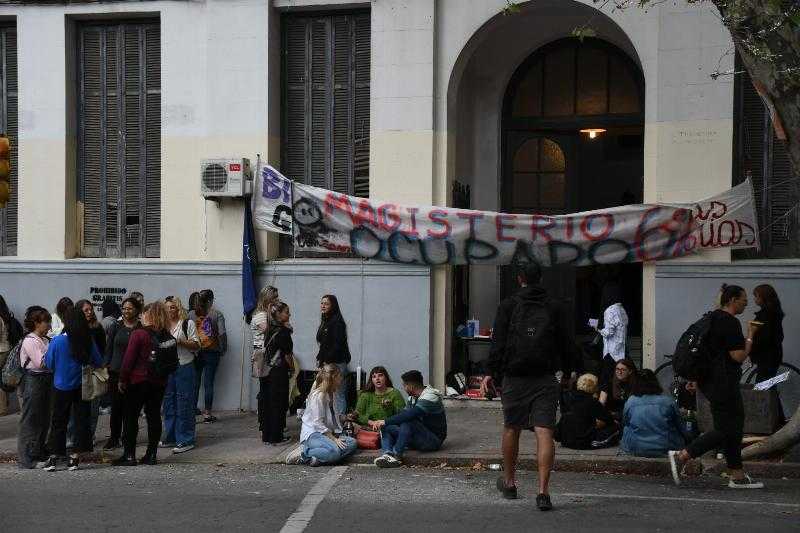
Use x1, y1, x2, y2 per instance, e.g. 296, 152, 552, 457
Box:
81, 366, 109, 401
252, 328, 281, 378
356, 428, 381, 450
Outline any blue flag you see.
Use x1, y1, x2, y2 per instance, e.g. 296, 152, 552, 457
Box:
242, 199, 259, 320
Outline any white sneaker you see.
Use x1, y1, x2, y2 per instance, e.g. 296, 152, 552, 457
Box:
374, 454, 402, 468
172, 443, 195, 454
668, 451, 684, 486
158, 441, 176, 449
728, 474, 764, 489
285, 445, 304, 465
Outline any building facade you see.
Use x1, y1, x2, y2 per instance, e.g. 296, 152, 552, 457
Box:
0, 0, 797, 411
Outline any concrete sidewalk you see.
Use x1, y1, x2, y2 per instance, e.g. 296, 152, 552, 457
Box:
1, 403, 798, 478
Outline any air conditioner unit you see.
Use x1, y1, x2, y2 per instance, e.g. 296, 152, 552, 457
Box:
200, 158, 253, 197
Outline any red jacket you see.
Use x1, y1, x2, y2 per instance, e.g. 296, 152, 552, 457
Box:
120, 328, 167, 386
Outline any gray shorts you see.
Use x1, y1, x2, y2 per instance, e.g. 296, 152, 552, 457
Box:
501, 374, 559, 430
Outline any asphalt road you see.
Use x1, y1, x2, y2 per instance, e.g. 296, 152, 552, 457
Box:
1, 462, 798, 532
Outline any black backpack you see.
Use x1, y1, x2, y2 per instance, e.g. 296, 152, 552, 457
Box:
7, 316, 24, 347
505, 297, 557, 375
672, 312, 715, 381
148, 331, 179, 378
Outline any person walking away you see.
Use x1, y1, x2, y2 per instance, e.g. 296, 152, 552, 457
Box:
162, 296, 200, 454
482, 262, 576, 511
316, 294, 351, 415
621, 370, 688, 458
557, 373, 618, 450
102, 297, 141, 450
100, 297, 121, 338
749, 284, 784, 382
73, 299, 107, 443
350, 366, 406, 429
16, 307, 53, 469
114, 301, 175, 466
252, 286, 279, 434
285, 364, 357, 466
668, 284, 764, 489
594, 283, 628, 387
259, 301, 294, 445
48, 297, 74, 339
191, 291, 225, 423
372, 370, 447, 468
42, 308, 104, 471
599, 358, 637, 421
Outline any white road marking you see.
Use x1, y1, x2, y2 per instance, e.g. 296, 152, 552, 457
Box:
280, 466, 348, 533
558, 491, 800, 509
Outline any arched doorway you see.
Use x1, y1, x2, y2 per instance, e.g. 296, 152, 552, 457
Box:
501, 37, 645, 360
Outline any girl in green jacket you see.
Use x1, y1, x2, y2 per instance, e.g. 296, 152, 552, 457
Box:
352, 366, 406, 427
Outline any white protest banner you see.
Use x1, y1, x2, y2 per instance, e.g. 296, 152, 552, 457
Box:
280, 180, 758, 266
253, 165, 293, 235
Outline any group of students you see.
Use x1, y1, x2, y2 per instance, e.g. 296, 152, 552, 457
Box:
249, 287, 447, 468
0, 288, 228, 471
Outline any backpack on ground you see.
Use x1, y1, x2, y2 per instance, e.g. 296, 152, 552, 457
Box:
672, 312, 715, 381
505, 297, 557, 375
149, 331, 179, 378
7, 316, 24, 347
1, 341, 27, 393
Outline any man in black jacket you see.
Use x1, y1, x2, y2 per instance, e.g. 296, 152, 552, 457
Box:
481, 262, 575, 511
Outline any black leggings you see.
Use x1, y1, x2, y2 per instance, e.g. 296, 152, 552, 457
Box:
107, 371, 125, 442
48, 388, 92, 457
687, 383, 744, 470
259, 366, 289, 443
122, 382, 166, 456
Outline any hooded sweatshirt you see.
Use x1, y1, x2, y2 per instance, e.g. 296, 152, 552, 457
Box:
384, 386, 447, 442
488, 284, 576, 381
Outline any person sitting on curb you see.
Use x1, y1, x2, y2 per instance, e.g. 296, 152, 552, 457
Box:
284, 364, 357, 466
556, 373, 619, 450
348, 366, 406, 430
371, 370, 447, 468
621, 370, 688, 458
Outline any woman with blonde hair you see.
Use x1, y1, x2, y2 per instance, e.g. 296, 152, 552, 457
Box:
161, 296, 200, 454
285, 363, 357, 466
114, 301, 176, 466
252, 286, 280, 352
557, 373, 618, 450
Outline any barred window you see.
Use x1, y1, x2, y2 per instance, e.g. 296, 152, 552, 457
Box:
78, 21, 161, 258
0, 24, 17, 257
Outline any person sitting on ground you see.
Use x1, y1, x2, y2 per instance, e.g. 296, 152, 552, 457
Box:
599, 358, 637, 421
371, 370, 447, 468
557, 373, 619, 450
621, 370, 687, 458
285, 364, 357, 466
349, 366, 406, 430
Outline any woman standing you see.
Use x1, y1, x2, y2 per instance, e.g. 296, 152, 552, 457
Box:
114, 301, 174, 466
316, 295, 351, 415
351, 366, 406, 428
750, 284, 784, 381
102, 297, 142, 450
162, 296, 200, 454
16, 306, 53, 469
48, 297, 74, 338
285, 364, 357, 466
252, 286, 279, 434
74, 299, 107, 441
0, 294, 13, 416
599, 358, 637, 421
595, 283, 629, 388
42, 308, 104, 472
100, 297, 122, 339
259, 301, 294, 445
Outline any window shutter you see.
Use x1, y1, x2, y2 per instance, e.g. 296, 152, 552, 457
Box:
309, 19, 330, 190
331, 16, 353, 195
353, 14, 370, 198
79, 21, 160, 258
284, 19, 308, 185
768, 135, 796, 254
0, 25, 18, 256
738, 69, 767, 248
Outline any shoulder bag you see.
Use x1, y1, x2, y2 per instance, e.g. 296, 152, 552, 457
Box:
252, 328, 281, 379
82, 365, 109, 401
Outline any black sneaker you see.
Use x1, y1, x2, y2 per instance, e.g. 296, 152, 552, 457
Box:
140, 451, 158, 465
495, 477, 518, 500
103, 438, 120, 451
42, 456, 59, 472
67, 456, 79, 471
111, 455, 137, 467
536, 493, 553, 511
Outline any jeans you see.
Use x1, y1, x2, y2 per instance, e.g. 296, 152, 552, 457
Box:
17, 373, 53, 468
302, 432, 357, 465
123, 382, 166, 457
381, 419, 442, 458
334, 363, 348, 415
195, 351, 221, 412
259, 366, 289, 443
48, 388, 92, 457
163, 362, 197, 446
687, 379, 744, 469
